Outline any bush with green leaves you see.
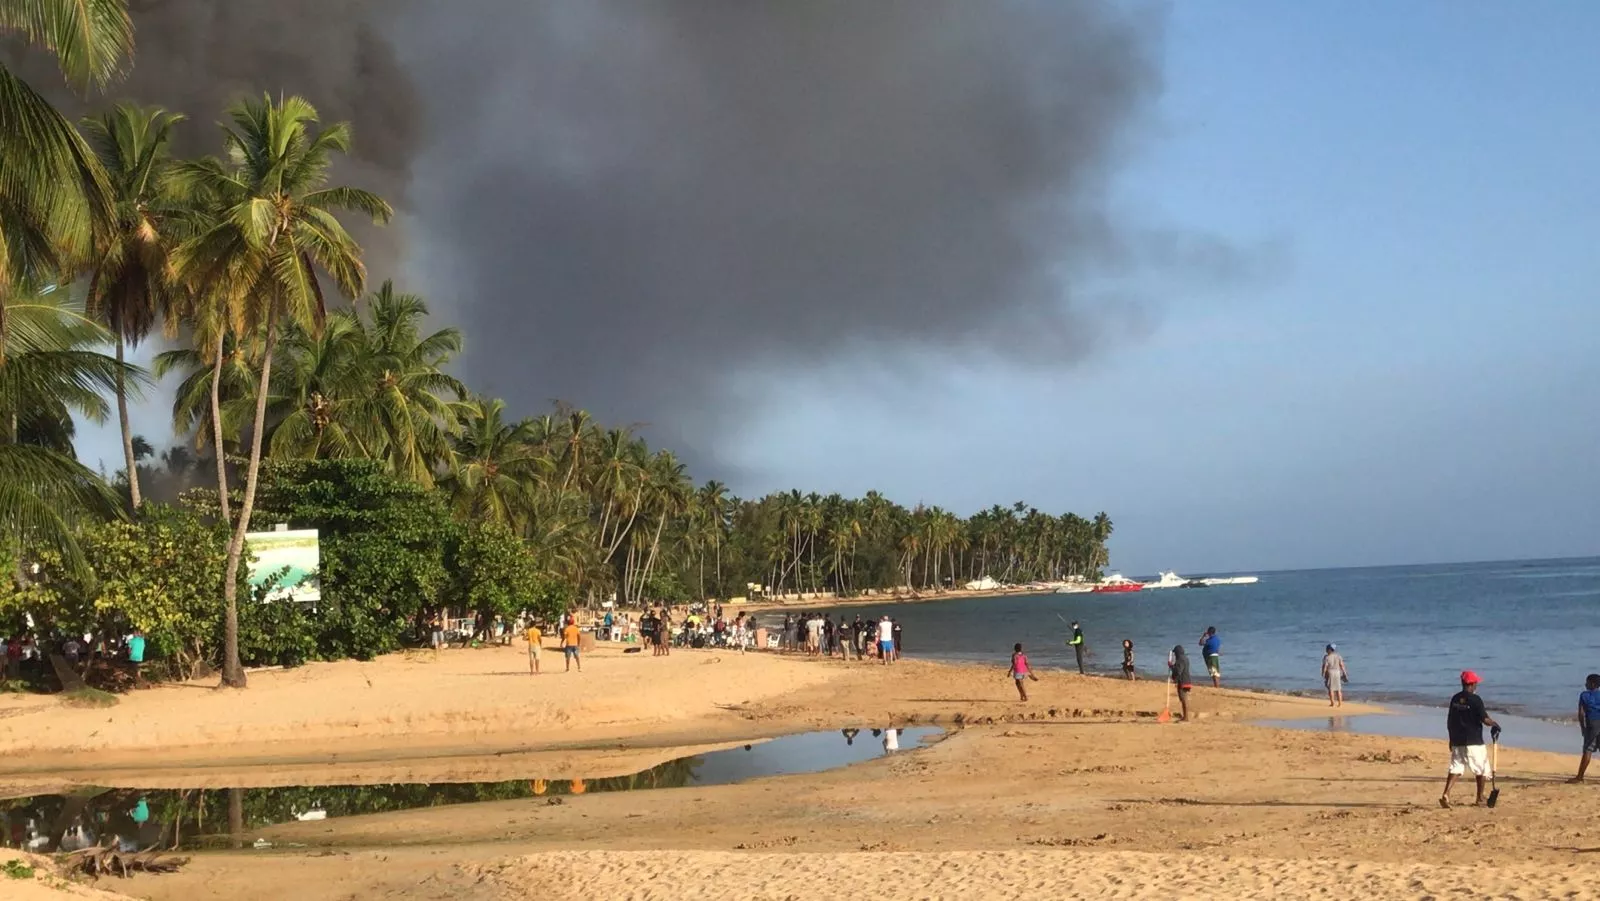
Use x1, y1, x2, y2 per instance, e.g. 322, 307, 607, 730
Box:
251, 459, 452, 658
0, 505, 242, 682
447, 520, 568, 631
234, 575, 318, 668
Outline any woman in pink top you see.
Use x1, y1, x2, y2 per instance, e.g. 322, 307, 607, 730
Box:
1008, 643, 1039, 701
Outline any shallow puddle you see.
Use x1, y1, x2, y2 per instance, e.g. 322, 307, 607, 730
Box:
1, 726, 941, 853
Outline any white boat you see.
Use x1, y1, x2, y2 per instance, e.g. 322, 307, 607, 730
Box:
1142, 571, 1188, 589
1054, 583, 1093, 594
1199, 575, 1259, 586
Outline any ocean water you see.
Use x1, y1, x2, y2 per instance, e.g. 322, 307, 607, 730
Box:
803, 557, 1600, 720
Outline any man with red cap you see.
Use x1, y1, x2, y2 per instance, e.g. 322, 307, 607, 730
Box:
1441, 670, 1501, 808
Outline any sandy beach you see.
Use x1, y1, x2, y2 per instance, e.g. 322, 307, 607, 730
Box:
6, 643, 1597, 901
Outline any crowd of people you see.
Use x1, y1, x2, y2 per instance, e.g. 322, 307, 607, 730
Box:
3, 630, 146, 683
773, 612, 902, 664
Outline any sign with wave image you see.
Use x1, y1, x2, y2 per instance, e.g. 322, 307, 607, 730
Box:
244, 529, 321, 603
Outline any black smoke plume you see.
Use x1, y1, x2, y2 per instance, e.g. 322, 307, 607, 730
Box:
13, 2, 1250, 476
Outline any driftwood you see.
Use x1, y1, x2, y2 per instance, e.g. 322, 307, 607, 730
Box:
63, 845, 189, 878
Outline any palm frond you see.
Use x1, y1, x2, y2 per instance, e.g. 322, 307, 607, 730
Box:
0, 0, 133, 91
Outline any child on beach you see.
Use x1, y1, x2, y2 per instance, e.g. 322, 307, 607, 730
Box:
1122, 639, 1136, 680
1008, 643, 1039, 701
1571, 673, 1600, 783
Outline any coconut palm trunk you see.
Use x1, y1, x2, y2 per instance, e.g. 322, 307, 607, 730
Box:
114, 333, 142, 509
209, 328, 231, 521
219, 302, 280, 687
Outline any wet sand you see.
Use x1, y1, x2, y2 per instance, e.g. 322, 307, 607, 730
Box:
8, 645, 1598, 900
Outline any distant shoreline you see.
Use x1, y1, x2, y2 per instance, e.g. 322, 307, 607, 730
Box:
739, 585, 1041, 613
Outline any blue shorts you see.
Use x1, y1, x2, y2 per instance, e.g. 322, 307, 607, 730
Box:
879, 640, 894, 654
563, 646, 579, 658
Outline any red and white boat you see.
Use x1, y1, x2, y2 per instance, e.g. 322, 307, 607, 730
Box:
1091, 573, 1144, 594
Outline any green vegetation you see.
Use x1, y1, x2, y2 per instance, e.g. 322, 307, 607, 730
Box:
3, 857, 34, 879
0, 0, 1114, 689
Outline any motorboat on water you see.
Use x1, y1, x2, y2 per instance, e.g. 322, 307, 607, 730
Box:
1143, 571, 1188, 589
1091, 574, 1143, 594
1174, 575, 1262, 588
1054, 583, 1093, 594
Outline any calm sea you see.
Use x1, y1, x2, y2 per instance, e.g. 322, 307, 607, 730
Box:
800, 557, 1600, 721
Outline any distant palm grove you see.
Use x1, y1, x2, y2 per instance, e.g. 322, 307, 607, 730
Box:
0, 1, 1113, 687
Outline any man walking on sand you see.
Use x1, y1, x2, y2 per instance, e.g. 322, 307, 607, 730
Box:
1322, 643, 1348, 707
1441, 670, 1500, 808
524, 620, 543, 676
1199, 627, 1221, 688
1068, 621, 1086, 675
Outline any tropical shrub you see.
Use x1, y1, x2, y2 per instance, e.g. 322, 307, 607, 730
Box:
251, 459, 450, 659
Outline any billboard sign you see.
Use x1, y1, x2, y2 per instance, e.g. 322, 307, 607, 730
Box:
244, 528, 321, 602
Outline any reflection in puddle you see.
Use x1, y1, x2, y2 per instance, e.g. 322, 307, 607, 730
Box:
1, 726, 940, 853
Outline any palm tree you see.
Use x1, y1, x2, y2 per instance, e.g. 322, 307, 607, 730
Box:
264, 312, 370, 461
630, 450, 688, 603
696, 480, 729, 597
0, 0, 130, 328
0, 287, 136, 572
353, 282, 465, 485
172, 94, 391, 687
442, 396, 547, 526
79, 104, 187, 510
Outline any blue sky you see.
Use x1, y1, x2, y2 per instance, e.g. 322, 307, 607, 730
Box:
721, 1, 1600, 573
81, 2, 1600, 575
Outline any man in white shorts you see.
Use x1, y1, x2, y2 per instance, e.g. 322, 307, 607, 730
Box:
1441, 670, 1501, 808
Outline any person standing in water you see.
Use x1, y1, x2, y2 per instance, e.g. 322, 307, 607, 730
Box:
1008, 643, 1039, 701
1121, 639, 1136, 680
1199, 627, 1222, 688
1168, 645, 1192, 721
1441, 670, 1500, 808
1322, 643, 1348, 707
1068, 621, 1086, 675
1570, 673, 1600, 783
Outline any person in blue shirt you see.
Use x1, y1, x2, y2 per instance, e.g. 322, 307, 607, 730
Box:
127, 630, 146, 686
1198, 627, 1221, 688
1570, 673, 1600, 783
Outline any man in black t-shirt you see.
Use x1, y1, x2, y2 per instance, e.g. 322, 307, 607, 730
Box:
1441, 670, 1501, 808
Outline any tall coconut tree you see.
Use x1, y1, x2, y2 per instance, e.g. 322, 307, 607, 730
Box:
0, 0, 130, 328
172, 94, 391, 688
79, 103, 187, 510
354, 281, 465, 485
